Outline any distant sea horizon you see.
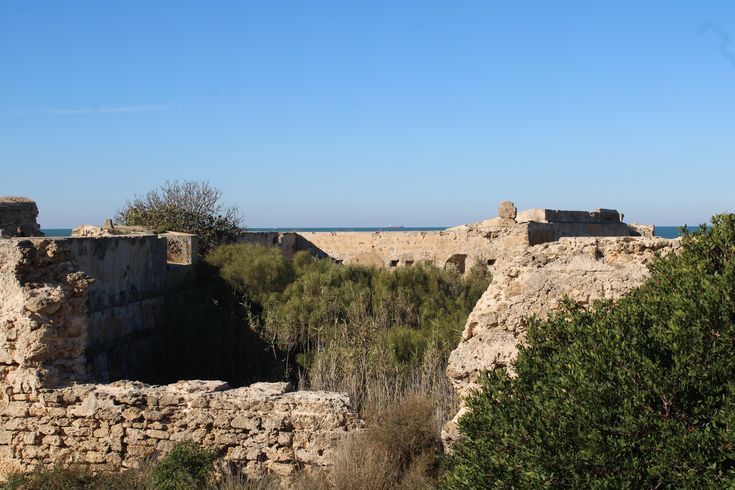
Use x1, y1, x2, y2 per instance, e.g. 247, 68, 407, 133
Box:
41, 226, 698, 239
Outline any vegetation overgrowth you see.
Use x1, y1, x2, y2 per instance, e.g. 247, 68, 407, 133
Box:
444, 215, 735, 488
206, 244, 490, 417
116, 180, 244, 254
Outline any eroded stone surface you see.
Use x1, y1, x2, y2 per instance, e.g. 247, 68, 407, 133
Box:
0, 381, 361, 480
0, 198, 43, 238
443, 236, 680, 445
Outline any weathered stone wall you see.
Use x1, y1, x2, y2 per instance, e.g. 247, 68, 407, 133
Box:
0, 238, 362, 481
442, 236, 680, 445
69, 236, 170, 383
0, 381, 360, 480
0, 239, 92, 393
0, 198, 43, 238
298, 225, 529, 272
296, 204, 643, 273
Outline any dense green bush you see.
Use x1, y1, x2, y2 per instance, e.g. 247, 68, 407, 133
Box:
116, 180, 243, 254
206, 243, 294, 302
206, 244, 489, 414
444, 215, 735, 488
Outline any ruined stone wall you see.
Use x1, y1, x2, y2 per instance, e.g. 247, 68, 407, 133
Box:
0, 381, 360, 480
443, 236, 680, 445
297, 211, 641, 273
298, 223, 529, 272
0, 238, 362, 481
0, 198, 43, 238
0, 239, 92, 393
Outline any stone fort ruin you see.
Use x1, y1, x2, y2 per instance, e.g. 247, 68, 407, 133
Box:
0, 196, 674, 481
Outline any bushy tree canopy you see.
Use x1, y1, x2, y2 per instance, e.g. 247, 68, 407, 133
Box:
444, 215, 735, 489
116, 180, 243, 254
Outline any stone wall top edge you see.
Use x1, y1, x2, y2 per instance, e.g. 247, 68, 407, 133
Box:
0, 196, 36, 204
43, 380, 351, 401
0, 234, 161, 242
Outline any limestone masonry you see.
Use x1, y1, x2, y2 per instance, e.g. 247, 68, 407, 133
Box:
1, 198, 678, 480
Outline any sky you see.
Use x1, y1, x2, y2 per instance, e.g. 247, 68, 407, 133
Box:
1, 1, 734, 228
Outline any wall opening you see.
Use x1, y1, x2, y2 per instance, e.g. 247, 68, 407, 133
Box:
444, 254, 467, 274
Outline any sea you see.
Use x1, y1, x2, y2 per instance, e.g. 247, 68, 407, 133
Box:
41, 226, 698, 239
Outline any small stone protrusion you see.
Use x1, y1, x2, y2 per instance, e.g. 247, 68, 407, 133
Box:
102, 219, 115, 231
498, 201, 517, 220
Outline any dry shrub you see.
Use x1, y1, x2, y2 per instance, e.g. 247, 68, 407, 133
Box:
328, 395, 442, 490
2, 460, 155, 490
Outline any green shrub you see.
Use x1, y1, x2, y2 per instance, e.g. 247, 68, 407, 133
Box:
206, 243, 294, 302
151, 440, 217, 489
386, 326, 428, 364
204, 243, 489, 420
1, 463, 152, 490
444, 215, 735, 488
116, 180, 243, 254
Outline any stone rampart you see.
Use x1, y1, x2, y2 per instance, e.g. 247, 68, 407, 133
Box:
291, 203, 645, 273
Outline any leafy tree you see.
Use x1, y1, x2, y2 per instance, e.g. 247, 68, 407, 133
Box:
116, 180, 243, 254
444, 215, 735, 488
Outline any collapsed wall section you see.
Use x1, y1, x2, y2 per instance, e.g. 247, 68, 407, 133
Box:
0, 239, 93, 394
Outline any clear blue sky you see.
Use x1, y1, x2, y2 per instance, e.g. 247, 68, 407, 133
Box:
1, 1, 733, 227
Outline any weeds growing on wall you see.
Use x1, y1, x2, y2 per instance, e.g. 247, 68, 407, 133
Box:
206, 244, 490, 418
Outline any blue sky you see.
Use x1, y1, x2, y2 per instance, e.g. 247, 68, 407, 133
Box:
1, 1, 733, 227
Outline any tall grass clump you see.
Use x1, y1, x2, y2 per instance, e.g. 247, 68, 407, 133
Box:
328, 395, 443, 490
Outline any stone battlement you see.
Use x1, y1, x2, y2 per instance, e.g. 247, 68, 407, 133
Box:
516, 207, 621, 224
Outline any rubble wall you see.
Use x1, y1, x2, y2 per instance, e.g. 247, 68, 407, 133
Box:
0, 381, 360, 480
